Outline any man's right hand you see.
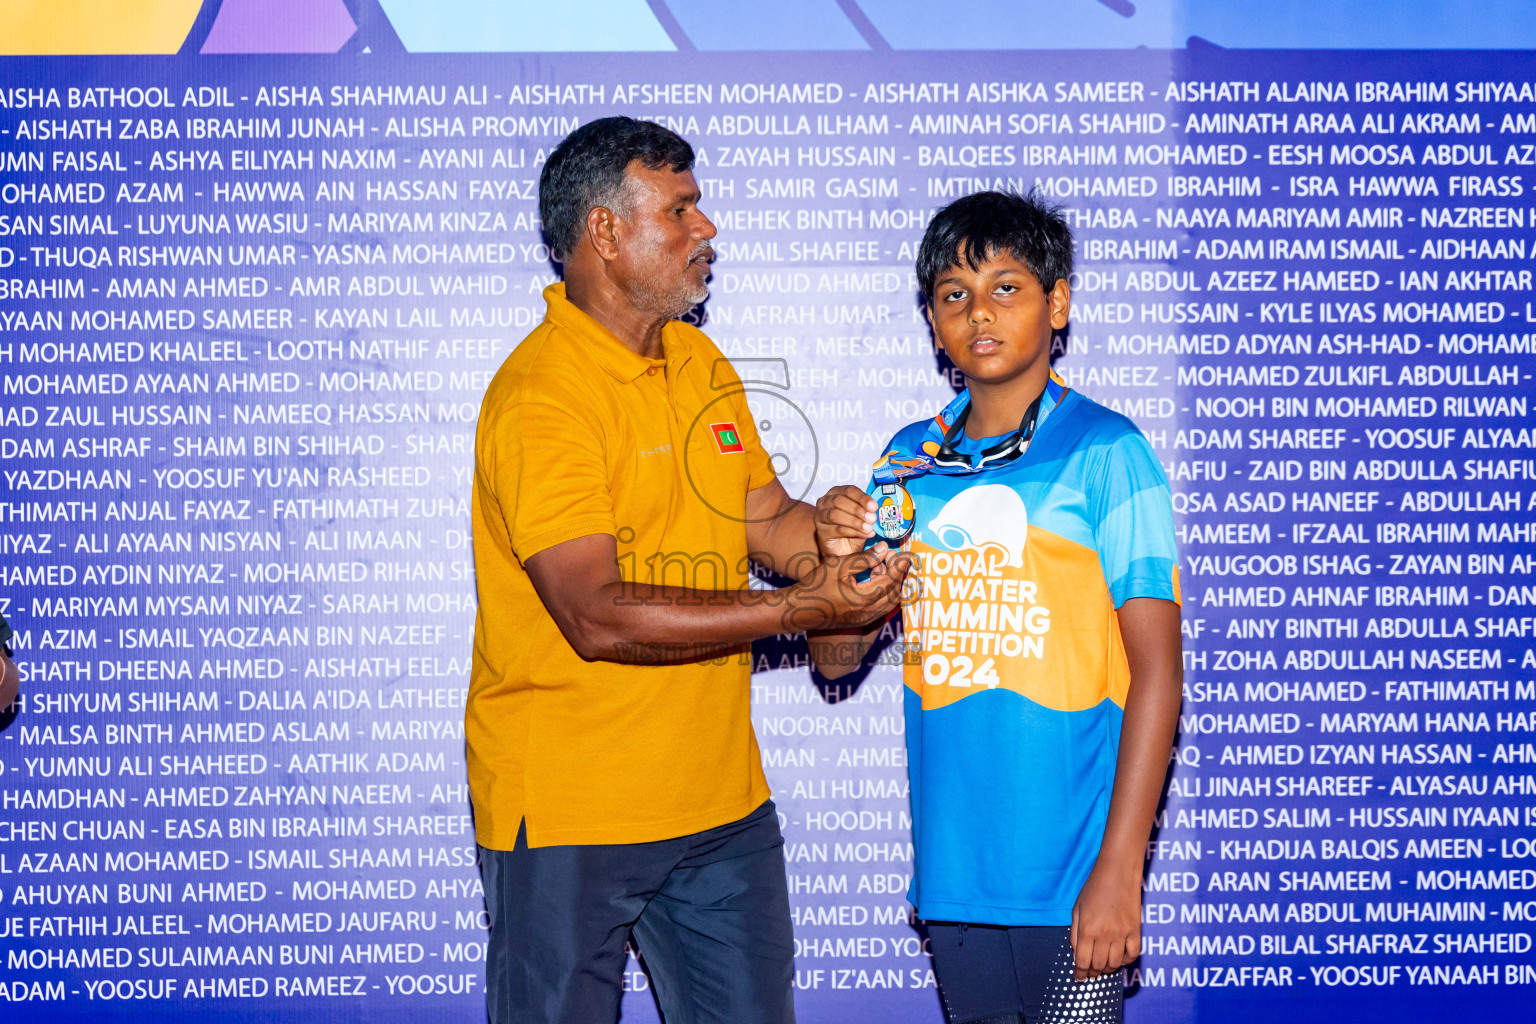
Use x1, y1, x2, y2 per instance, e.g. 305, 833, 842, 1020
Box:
786, 542, 910, 634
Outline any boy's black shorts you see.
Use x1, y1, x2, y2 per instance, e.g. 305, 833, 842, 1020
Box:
928, 922, 1123, 1024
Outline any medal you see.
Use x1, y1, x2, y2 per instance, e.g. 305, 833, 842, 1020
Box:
866, 373, 1069, 548
872, 482, 915, 542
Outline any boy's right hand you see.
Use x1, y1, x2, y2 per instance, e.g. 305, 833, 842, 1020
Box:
814, 485, 877, 558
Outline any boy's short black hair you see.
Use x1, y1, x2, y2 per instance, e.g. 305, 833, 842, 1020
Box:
539, 116, 695, 259
915, 189, 1073, 299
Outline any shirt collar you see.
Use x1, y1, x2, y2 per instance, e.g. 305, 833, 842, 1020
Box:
1040, 368, 1070, 420
542, 282, 692, 383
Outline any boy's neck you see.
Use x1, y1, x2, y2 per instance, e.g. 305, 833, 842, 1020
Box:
963, 364, 1052, 439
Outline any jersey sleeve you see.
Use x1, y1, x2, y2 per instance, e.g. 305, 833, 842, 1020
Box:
487, 397, 618, 565
1089, 429, 1180, 607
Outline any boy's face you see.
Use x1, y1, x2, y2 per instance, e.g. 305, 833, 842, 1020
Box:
927, 248, 1070, 389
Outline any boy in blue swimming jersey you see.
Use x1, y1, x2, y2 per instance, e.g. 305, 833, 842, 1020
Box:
810, 191, 1182, 1024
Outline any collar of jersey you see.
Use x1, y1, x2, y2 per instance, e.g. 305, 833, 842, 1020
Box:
542, 282, 691, 383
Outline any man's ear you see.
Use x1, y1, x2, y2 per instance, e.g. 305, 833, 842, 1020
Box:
585, 204, 622, 263
1048, 277, 1071, 331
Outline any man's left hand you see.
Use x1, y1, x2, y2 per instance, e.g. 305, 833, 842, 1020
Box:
814, 485, 876, 558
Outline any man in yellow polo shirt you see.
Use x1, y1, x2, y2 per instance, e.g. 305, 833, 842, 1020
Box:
469, 117, 908, 1024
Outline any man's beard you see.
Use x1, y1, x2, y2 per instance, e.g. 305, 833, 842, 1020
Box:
627, 243, 714, 320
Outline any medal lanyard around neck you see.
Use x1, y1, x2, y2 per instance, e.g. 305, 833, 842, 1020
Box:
867, 385, 1056, 543
931, 393, 1044, 473
872, 383, 1058, 488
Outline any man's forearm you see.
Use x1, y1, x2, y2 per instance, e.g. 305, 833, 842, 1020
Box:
526, 514, 902, 664
746, 498, 822, 580
576, 580, 825, 663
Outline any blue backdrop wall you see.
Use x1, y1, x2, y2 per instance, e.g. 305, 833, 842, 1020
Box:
1, 4, 1534, 1022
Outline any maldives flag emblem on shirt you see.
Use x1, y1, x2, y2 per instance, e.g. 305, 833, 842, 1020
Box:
710, 422, 745, 454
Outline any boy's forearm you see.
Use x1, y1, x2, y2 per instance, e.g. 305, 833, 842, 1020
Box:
1096, 598, 1183, 876
807, 618, 886, 679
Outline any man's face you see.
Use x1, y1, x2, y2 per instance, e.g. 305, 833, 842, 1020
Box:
610, 162, 716, 320
927, 248, 1070, 388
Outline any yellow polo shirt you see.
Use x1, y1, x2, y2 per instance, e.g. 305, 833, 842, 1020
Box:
468, 283, 776, 849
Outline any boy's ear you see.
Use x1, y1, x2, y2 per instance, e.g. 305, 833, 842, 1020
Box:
1048, 278, 1071, 331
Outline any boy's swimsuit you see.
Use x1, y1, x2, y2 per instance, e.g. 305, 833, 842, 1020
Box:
880, 375, 1180, 926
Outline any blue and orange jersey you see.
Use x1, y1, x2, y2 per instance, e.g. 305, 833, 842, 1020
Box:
885, 377, 1179, 925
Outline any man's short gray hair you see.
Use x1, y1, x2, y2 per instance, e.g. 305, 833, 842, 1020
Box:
539, 116, 695, 259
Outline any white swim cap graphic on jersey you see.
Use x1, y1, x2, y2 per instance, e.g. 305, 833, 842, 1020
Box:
926, 484, 1030, 569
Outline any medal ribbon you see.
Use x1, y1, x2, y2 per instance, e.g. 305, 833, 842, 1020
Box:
870, 372, 1068, 486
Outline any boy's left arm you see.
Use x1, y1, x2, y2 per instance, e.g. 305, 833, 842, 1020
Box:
1071, 596, 1182, 981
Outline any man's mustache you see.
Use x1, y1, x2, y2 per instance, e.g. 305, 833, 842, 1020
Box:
689, 242, 715, 264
